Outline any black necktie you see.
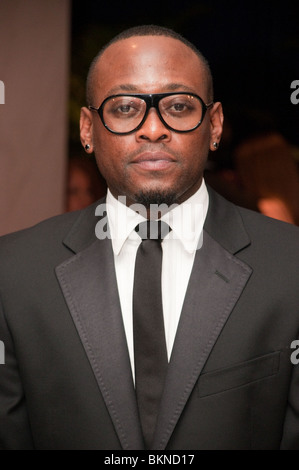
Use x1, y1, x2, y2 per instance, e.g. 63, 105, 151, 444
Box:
133, 220, 170, 449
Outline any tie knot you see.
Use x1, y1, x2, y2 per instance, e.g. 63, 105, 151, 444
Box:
135, 221, 171, 240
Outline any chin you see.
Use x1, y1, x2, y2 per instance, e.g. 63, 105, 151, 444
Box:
133, 189, 178, 208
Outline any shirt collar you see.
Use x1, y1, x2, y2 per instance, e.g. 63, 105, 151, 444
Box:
106, 192, 146, 255
107, 180, 209, 255
161, 180, 209, 253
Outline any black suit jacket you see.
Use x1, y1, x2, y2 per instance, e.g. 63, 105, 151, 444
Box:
0, 187, 299, 450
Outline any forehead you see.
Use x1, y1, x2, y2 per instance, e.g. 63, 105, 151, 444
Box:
93, 36, 208, 98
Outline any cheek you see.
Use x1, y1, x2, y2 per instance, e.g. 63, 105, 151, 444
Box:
174, 132, 210, 169
93, 133, 132, 181
94, 128, 131, 156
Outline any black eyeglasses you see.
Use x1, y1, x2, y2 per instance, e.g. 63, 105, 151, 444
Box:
88, 92, 213, 134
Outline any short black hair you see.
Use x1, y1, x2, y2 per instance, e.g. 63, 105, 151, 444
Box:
86, 24, 214, 106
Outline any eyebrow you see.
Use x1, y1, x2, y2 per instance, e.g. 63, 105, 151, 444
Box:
105, 82, 197, 96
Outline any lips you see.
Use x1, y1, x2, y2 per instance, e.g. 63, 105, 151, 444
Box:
131, 152, 176, 171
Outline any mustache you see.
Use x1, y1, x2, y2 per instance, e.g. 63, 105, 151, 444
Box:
126, 144, 181, 162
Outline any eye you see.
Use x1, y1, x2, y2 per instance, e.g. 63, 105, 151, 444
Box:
165, 101, 194, 116
111, 102, 137, 114
172, 102, 188, 112
118, 104, 134, 114
160, 95, 197, 116
106, 98, 143, 119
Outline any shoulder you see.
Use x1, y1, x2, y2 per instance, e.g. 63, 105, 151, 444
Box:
0, 210, 81, 252
237, 203, 299, 270
0, 200, 104, 272
206, 185, 299, 262
208, 185, 299, 238
235, 199, 299, 251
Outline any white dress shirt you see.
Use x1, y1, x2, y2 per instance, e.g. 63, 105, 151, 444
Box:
106, 180, 209, 380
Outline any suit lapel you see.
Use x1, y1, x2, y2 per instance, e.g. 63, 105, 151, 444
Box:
152, 189, 253, 449
56, 209, 144, 450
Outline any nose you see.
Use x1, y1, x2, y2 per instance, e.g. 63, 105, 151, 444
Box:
135, 108, 171, 142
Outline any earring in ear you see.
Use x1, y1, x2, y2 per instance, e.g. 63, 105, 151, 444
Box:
213, 142, 219, 149
84, 144, 91, 151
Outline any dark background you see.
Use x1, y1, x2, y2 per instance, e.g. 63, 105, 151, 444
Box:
70, 0, 299, 157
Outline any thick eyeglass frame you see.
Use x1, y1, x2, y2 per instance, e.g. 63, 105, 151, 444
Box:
88, 92, 214, 135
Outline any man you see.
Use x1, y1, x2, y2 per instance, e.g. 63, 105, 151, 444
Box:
0, 25, 299, 450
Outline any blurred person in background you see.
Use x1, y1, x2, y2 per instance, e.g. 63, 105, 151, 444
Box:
66, 155, 107, 212
233, 132, 299, 225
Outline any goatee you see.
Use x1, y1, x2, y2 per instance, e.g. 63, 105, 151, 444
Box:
134, 190, 178, 209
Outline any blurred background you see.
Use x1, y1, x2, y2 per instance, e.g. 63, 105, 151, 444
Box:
1, 0, 299, 234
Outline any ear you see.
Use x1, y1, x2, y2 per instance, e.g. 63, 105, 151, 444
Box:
80, 107, 94, 153
209, 102, 224, 152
